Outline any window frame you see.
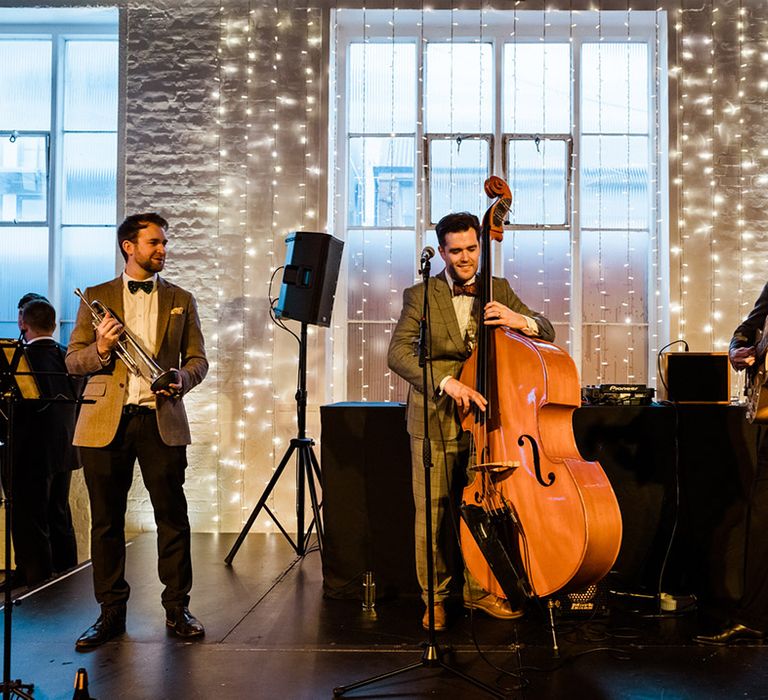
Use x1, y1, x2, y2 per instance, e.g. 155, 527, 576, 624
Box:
502, 133, 573, 231
424, 133, 494, 229
0, 130, 50, 226
330, 8, 669, 399
0, 11, 120, 341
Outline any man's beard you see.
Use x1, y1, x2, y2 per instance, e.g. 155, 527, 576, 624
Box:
139, 257, 165, 273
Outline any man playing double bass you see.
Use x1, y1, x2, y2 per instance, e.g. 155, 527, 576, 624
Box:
387, 211, 555, 630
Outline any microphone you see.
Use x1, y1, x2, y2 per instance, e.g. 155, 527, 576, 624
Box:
420, 246, 435, 264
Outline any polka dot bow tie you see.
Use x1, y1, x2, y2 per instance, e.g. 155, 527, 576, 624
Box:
127, 280, 154, 294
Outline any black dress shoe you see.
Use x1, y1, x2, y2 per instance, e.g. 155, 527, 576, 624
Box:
693, 622, 765, 646
75, 606, 126, 651
166, 606, 205, 639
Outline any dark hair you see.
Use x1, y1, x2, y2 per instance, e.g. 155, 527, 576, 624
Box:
20, 299, 56, 333
435, 212, 481, 248
116, 213, 169, 261
17, 292, 49, 309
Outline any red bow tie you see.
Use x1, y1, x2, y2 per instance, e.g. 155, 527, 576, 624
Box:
452, 282, 477, 297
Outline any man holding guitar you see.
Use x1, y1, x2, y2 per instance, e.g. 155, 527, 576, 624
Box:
695, 285, 768, 645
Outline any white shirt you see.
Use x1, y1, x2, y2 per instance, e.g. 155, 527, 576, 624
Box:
438, 275, 539, 393
25, 335, 55, 345
121, 272, 158, 407
448, 277, 476, 339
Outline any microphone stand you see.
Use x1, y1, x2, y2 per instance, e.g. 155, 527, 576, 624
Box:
333, 255, 504, 698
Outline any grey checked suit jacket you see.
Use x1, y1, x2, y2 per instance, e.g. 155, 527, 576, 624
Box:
387, 271, 555, 440
65, 276, 208, 448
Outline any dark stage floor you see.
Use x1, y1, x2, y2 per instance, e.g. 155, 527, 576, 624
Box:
3, 533, 768, 699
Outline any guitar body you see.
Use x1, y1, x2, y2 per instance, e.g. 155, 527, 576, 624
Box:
745, 316, 768, 424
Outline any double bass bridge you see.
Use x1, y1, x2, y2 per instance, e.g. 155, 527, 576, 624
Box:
470, 460, 520, 474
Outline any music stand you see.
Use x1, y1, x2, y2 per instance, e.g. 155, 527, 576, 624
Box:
0, 340, 39, 700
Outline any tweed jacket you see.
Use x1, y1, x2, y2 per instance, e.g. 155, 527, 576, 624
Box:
387, 271, 555, 440
65, 275, 208, 448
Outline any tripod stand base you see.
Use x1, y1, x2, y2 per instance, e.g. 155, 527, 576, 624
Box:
332, 640, 506, 698
224, 437, 323, 565
0, 679, 34, 700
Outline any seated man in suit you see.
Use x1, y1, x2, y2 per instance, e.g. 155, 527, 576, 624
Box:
7, 297, 80, 586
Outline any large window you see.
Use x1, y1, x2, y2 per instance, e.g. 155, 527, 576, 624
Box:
330, 9, 668, 399
0, 8, 119, 343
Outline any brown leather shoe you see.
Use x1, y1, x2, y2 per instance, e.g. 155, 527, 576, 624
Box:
693, 622, 765, 646
422, 602, 447, 631
464, 594, 524, 620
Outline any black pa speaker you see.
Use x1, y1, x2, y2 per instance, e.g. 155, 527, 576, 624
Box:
275, 231, 344, 327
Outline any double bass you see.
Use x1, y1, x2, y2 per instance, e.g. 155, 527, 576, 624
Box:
459, 176, 622, 600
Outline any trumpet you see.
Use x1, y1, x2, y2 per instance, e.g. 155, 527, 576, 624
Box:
74, 287, 180, 396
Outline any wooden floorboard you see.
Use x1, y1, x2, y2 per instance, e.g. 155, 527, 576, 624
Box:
3, 532, 767, 699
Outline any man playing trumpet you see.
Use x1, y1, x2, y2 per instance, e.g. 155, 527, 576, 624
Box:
66, 213, 208, 650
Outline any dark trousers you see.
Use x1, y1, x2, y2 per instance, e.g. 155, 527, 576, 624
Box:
10, 468, 77, 585
79, 411, 191, 612
737, 430, 768, 629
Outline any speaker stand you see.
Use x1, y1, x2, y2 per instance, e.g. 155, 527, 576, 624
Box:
225, 322, 323, 564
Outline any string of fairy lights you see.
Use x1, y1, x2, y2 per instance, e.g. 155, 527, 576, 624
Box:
623, 3, 634, 382
651, 6, 662, 384
214, 6, 249, 529
595, 5, 606, 383
385, 0, 397, 402
357, 4, 367, 401
737, 0, 745, 346
671, 5, 684, 344
330, 9, 342, 403
540, 9, 552, 342
672, 0, 752, 374
708, 3, 717, 349
212, 1, 325, 532
203, 1, 764, 532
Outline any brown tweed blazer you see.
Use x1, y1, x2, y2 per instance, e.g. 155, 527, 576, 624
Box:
65, 275, 208, 448
387, 271, 555, 440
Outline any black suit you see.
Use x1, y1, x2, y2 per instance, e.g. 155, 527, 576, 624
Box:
7, 339, 81, 585
730, 283, 768, 629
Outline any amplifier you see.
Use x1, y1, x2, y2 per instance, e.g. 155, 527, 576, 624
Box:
659, 352, 731, 404
581, 384, 656, 406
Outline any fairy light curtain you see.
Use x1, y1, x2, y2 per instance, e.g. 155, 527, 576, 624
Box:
332, 6, 665, 401
214, 1, 325, 533
147, 0, 767, 535
672, 0, 761, 400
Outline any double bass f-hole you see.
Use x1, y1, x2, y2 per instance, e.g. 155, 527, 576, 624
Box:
517, 434, 555, 488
